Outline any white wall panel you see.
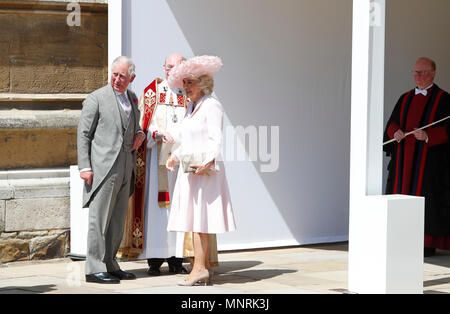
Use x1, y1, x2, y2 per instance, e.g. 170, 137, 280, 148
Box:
120, 0, 352, 250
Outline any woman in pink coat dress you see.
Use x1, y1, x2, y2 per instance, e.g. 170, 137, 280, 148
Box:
166, 56, 236, 286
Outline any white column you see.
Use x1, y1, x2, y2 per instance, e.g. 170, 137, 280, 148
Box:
69, 166, 89, 258
348, 0, 424, 294
349, 0, 371, 201
367, 0, 385, 195
108, 0, 123, 76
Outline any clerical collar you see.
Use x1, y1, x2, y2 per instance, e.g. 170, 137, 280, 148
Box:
161, 80, 183, 95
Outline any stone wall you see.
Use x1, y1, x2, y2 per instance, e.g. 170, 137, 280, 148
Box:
0, 0, 108, 95
0, 0, 107, 169
0, 0, 108, 262
0, 109, 80, 169
0, 169, 71, 262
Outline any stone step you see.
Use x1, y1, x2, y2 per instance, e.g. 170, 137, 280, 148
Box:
0, 168, 71, 235
0, 168, 70, 200
0, 168, 70, 180
0, 93, 88, 102
0, 168, 72, 262
0, 109, 80, 129
0, 110, 79, 168
0, 94, 86, 110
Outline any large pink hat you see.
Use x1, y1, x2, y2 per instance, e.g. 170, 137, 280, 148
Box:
168, 55, 223, 89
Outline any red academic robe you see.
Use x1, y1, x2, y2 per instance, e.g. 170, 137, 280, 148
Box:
384, 85, 450, 250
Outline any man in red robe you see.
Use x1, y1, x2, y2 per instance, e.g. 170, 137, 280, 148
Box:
384, 57, 450, 257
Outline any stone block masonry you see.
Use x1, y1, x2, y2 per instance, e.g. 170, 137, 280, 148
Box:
0, 0, 108, 263
0, 169, 70, 263
5, 198, 70, 232
0, 109, 80, 169
0, 0, 108, 94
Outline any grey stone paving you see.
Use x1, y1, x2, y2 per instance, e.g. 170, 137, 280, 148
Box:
0, 243, 449, 294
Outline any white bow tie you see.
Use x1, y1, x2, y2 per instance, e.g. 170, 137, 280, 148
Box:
415, 88, 428, 96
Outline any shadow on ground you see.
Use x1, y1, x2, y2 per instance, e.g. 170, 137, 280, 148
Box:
126, 260, 297, 285
0, 284, 57, 294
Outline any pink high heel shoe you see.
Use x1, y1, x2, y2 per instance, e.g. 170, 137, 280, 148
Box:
177, 269, 210, 286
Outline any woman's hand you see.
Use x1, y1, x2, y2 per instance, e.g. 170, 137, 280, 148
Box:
166, 155, 179, 172
192, 160, 215, 175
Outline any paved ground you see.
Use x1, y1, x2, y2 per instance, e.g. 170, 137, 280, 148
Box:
0, 242, 449, 294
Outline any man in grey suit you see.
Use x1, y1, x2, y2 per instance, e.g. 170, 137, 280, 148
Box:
78, 56, 146, 284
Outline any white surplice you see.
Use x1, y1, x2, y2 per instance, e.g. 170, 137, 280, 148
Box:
139, 80, 186, 259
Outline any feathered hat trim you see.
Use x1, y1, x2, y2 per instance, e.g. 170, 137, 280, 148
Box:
168, 55, 222, 89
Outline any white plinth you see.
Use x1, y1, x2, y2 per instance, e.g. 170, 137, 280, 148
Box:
69, 165, 89, 258
348, 195, 424, 294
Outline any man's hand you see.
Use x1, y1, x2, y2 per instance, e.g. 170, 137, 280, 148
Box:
394, 129, 405, 142
132, 132, 146, 151
413, 129, 428, 142
155, 131, 174, 144
80, 170, 94, 186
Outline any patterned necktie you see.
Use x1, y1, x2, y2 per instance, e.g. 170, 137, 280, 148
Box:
118, 93, 131, 118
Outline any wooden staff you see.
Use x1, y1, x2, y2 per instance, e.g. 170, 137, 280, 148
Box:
383, 115, 450, 145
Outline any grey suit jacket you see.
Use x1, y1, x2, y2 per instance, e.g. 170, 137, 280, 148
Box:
77, 84, 142, 208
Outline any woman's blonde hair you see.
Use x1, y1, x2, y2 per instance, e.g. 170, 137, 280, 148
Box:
197, 75, 214, 95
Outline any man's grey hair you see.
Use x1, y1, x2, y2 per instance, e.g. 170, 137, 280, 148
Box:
112, 56, 136, 77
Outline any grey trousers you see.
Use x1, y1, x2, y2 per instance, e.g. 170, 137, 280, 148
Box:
85, 150, 134, 275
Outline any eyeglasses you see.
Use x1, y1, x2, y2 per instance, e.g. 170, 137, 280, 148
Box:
412, 70, 434, 76
163, 64, 175, 71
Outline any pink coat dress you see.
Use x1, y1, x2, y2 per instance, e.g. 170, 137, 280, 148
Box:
167, 95, 236, 234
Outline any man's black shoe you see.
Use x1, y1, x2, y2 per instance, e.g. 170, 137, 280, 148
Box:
109, 269, 137, 280
85, 272, 120, 284
147, 267, 161, 276
169, 265, 189, 274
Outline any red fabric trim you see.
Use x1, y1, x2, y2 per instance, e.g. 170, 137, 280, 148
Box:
415, 90, 443, 195
415, 147, 428, 196
142, 79, 158, 132
393, 91, 412, 193
387, 121, 400, 139
132, 141, 147, 249
130, 79, 158, 250
425, 235, 450, 250
427, 126, 448, 147
143, 79, 155, 94
152, 130, 158, 140
158, 192, 170, 202
429, 91, 443, 124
